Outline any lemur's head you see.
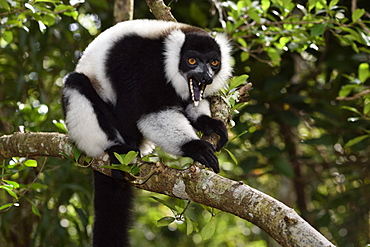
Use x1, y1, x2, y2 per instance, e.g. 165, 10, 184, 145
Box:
164, 30, 232, 106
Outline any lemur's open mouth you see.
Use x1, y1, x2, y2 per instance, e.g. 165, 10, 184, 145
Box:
189, 78, 206, 106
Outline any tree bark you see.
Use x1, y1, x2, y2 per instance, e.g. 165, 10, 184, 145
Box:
144, 0, 176, 22
114, 0, 134, 23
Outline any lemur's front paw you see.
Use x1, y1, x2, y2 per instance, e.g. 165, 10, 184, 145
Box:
181, 140, 220, 173
193, 116, 228, 151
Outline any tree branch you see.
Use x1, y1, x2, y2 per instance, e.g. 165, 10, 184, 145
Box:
144, 0, 176, 22
0, 130, 335, 246
114, 0, 134, 23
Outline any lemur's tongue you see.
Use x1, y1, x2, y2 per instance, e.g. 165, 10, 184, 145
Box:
189, 78, 205, 106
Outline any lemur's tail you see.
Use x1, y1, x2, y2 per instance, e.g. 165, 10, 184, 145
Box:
93, 170, 133, 247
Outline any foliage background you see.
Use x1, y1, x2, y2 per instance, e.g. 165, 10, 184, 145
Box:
0, 0, 369, 246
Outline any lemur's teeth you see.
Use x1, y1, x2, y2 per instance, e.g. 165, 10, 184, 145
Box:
194, 101, 199, 106
189, 79, 195, 102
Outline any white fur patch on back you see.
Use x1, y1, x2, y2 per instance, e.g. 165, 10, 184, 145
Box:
63, 88, 116, 157
137, 109, 199, 155
76, 19, 190, 105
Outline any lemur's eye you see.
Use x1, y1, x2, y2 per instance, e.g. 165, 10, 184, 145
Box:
188, 58, 197, 65
211, 60, 219, 66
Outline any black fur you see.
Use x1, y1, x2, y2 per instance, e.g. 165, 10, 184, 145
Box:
93, 171, 132, 247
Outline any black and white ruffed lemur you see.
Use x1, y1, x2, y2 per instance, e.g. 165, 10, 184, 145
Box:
62, 19, 232, 246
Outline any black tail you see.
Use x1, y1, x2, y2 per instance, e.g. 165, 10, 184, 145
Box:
93, 170, 133, 247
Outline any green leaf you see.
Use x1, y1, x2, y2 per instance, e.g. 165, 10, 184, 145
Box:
240, 52, 250, 62
35, 0, 62, 3
113, 152, 124, 164
308, 0, 317, 11
279, 37, 290, 47
266, 47, 281, 66
0, 0, 10, 10
310, 23, 327, 37
26, 198, 41, 217
3, 180, 20, 189
352, 8, 365, 22
39, 14, 56, 26
341, 106, 362, 116
99, 164, 131, 173
130, 166, 140, 175
151, 196, 177, 211
0, 185, 18, 200
329, 0, 339, 8
224, 148, 238, 165
2, 31, 13, 43
123, 151, 139, 165
345, 135, 369, 147
0, 203, 14, 211
63, 10, 78, 20
358, 63, 369, 83
247, 8, 261, 23
201, 217, 216, 241
338, 84, 358, 97
261, 0, 270, 12
73, 147, 83, 161
229, 75, 249, 90
24, 159, 37, 167
157, 216, 175, 227
364, 101, 370, 116
59, 152, 75, 163
54, 4, 74, 12
185, 215, 195, 235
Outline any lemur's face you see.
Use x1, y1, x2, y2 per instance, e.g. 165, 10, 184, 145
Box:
179, 50, 221, 106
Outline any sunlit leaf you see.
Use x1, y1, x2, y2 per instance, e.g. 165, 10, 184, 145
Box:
240, 52, 249, 62
352, 8, 365, 22
229, 75, 249, 90
358, 63, 369, 83
261, 0, 270, 12
344, 135, 369, 147
341, 106, 362, 116
0, 0, 10, 10
123, 151, 139, 165
157, 216, 175, 227
224, 148, 238, 165
24, 159, 37, 167
3, 180, 20, 189
338, 84, 358, 97
2, 30, 13, 43
247, 8, 261, 23
0, 185, 18, 200
185, 215, 194, 235
0, 203, 14, 211
114, 152, 124, 164
201, 217, 216, 241
266, 47, 281, 66
329, 0, 339, 8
